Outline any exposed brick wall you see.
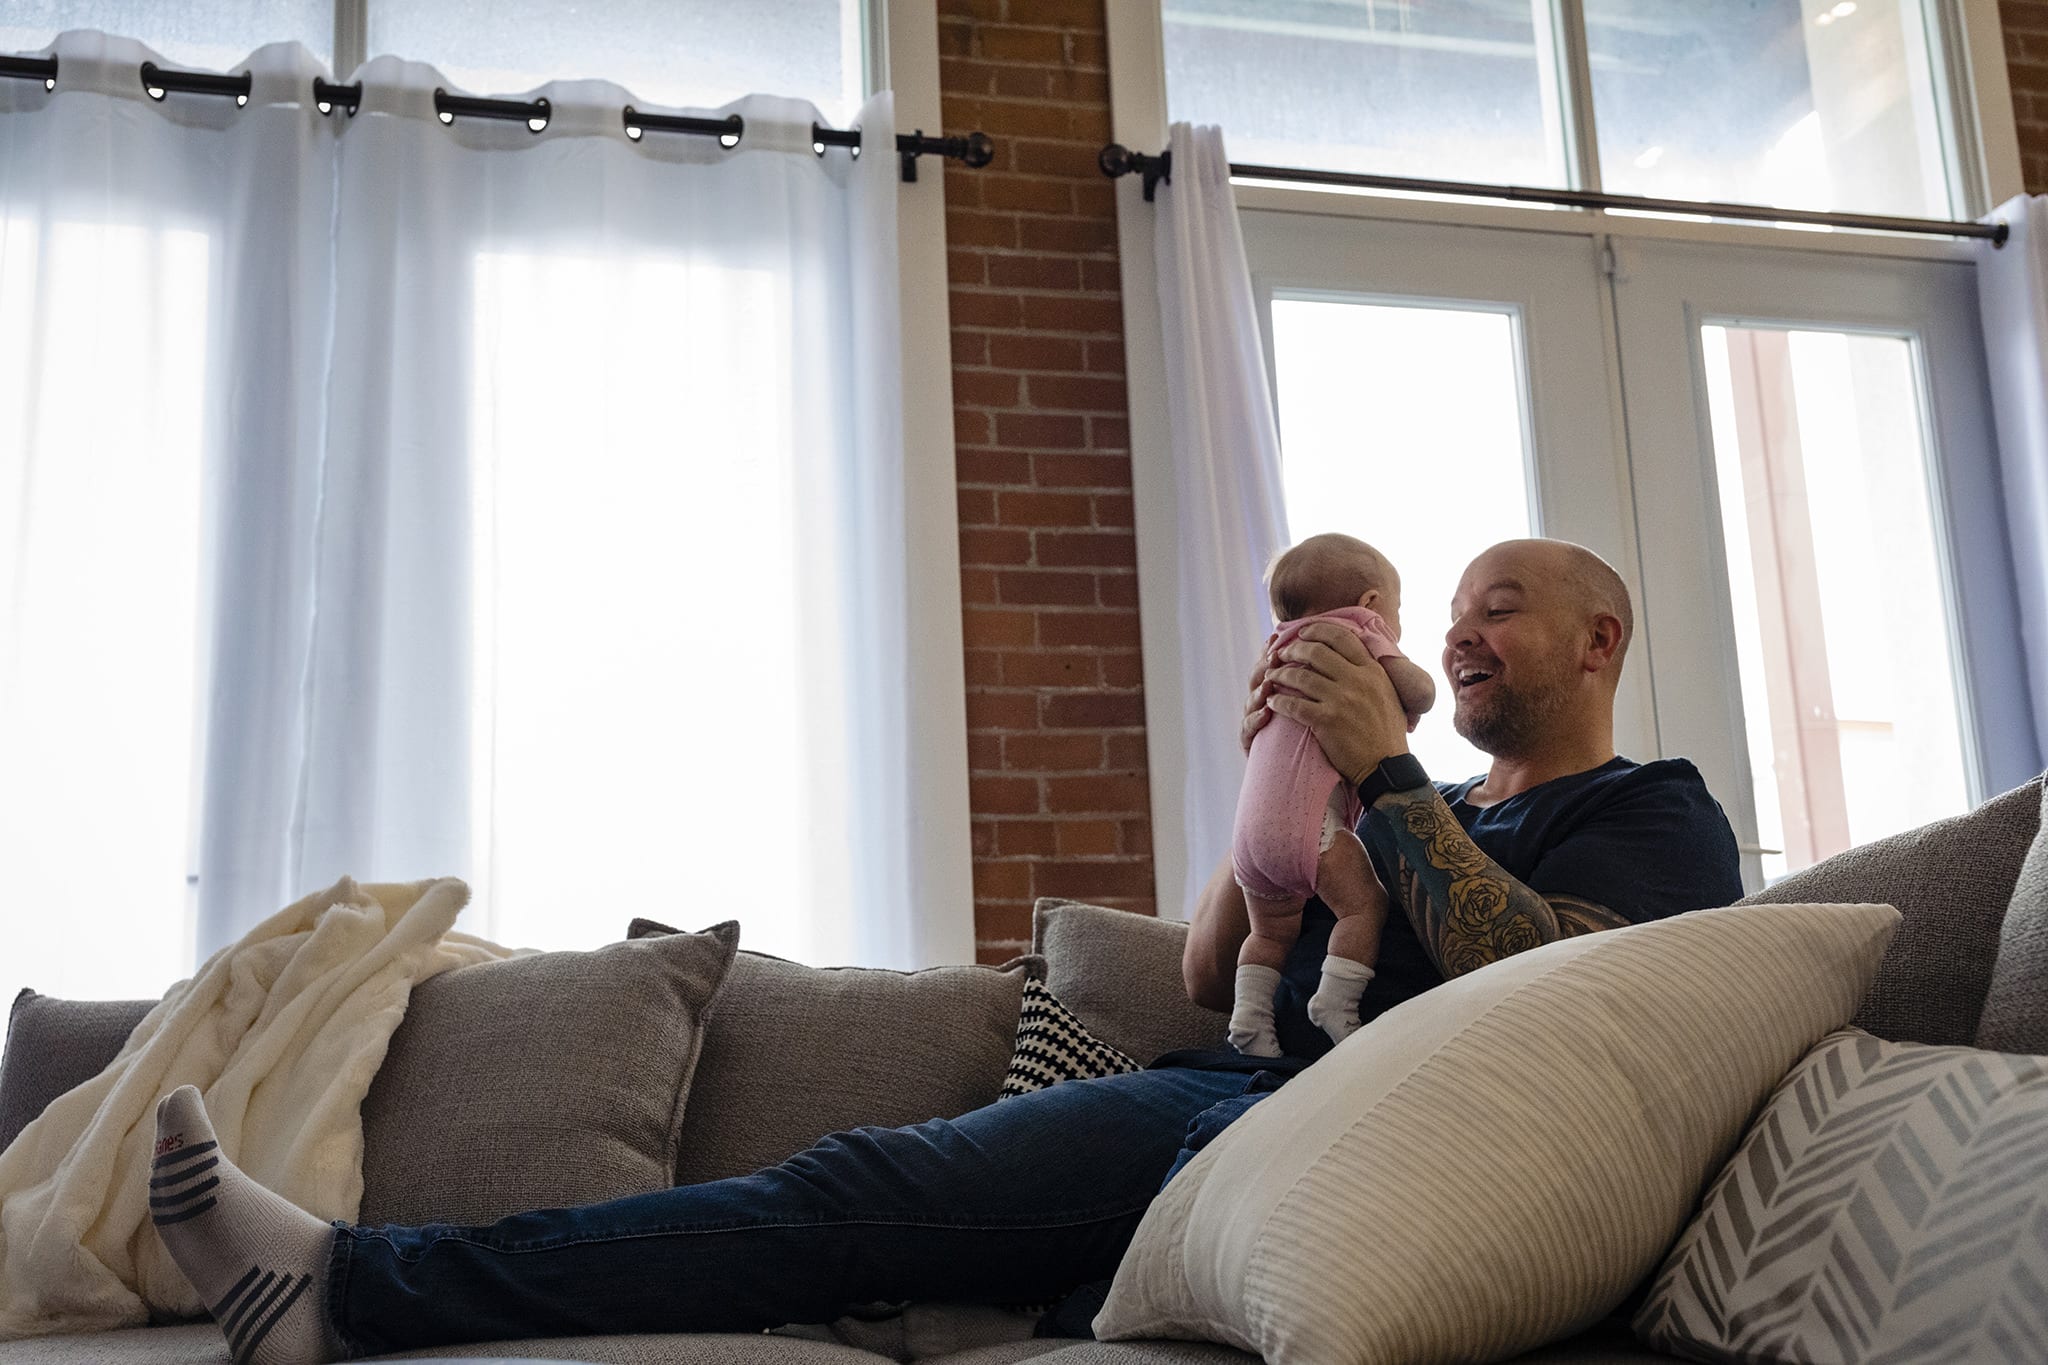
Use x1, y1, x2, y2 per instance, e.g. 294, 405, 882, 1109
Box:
2004, 1, 2048, 191
938, 0, 1154, 962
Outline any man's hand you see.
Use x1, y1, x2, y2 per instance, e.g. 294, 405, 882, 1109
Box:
1240, 642, 1278, 754
1266, 621, 1412, 785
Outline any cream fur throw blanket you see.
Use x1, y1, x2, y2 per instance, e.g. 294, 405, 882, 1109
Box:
0, 875, 513, 1339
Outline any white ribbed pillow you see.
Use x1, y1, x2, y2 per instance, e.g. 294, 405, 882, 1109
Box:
1093, 902, 1901, 1365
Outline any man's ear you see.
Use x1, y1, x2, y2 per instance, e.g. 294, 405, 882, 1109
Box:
1584, 614, 1624, 672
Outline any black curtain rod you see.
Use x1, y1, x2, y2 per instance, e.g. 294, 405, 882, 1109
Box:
15, 55, 997, 181
0, 54, 56, 88
142, 60, 249, 104
1098, 143, 2009, 246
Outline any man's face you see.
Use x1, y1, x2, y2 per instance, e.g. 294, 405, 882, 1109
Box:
1442, 546, 1587, 756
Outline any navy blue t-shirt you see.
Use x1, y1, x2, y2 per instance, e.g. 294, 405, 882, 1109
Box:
1161, 755, 1742, 1074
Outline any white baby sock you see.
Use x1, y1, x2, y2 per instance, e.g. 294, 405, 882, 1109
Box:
150, 1086, 343, 1365
1228, 963, 1284, 1057
1305, 955, 1376, 1047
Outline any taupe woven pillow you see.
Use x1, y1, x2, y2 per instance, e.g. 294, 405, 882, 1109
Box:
357, 921, 739, 1226
629, 919, 1044, 1183
1737, 775, 2043, 1045
1637, 1028, 2048, 1363
0, 991, 154, 1154
1031, 899, 1227, 1064
1977, 779, 2048, 1054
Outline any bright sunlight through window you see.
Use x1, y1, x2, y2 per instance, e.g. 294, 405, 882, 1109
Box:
1269, 296, 1534, 787
467, 251, 828, 961
1701, 324, 1969, 881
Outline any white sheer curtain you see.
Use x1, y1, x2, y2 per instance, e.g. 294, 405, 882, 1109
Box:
1976, 194, 2048, 771
1152, 123, 1290, 914
1, 31, 923, 1005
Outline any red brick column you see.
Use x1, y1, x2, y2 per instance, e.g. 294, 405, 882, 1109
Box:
937, 0, 1155, 961
2003, 1, 2048, 191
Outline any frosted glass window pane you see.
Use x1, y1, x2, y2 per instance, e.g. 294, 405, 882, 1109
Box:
1588, 0, 1951, 218
371, 1, 864, 121
1701, 325, 1967, 882
0, 221, 209, 1004
1271, 298, 1534, 785
1163, 0, 1567, 186
0, 1, 330, 69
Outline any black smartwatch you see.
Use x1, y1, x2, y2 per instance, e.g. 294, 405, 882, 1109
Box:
1355, 753, 1430, 808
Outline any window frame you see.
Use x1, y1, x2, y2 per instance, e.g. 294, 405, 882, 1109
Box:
1106, 1, 2027, 916
1125, 1, 2021, 223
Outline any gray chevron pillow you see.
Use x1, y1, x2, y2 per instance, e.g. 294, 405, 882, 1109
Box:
1636, 1028, 2048, 1364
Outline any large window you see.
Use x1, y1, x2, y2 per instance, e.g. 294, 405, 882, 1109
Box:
1162, 0, 1973, 219
0, 3, 970, 1010
1111, 2, 2029, 912
1, 2, 868, 120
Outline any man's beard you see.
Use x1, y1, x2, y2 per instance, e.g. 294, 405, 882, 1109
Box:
1453, 673, 1571, 757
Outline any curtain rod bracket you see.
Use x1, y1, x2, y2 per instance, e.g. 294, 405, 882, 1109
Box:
1099, 143, 1170, 201
896, 130, 994, 183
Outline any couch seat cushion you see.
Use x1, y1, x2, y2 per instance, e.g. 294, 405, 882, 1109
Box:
0, 1325, 894, 1363
1094, 902, 1897, 1365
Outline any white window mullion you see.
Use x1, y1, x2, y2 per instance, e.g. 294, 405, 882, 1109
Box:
1546, 0, 1602, 193
332, 0, 366, 78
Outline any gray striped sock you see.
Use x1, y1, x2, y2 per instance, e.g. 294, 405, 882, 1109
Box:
151, 1086, 343, 1365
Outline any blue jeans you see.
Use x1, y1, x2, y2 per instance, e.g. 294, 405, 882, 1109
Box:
326, 1066, 1282, 1356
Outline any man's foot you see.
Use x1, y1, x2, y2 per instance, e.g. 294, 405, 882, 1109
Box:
150, 1086, 344, 1365
1227, 963, 1284, 1057
1305, 954, 1375, 1047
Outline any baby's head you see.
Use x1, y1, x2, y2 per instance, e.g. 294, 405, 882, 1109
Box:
1267, 532, 1403, 637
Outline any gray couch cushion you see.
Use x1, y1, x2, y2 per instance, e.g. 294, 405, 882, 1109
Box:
1977, 779, 2048, 1053
0, 1325, 892, 1363
375, 1333, 895, 1362
358, 923, 740, 1227
630, 921, 1044, 1184
0, 992, 154, 1155
1735, 775, 2044, 1045
934, 1346, 1253, 1365
1029, 902, 1225, 1065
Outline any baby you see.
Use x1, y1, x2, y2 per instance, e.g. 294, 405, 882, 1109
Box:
1228, 533, 1437, 1057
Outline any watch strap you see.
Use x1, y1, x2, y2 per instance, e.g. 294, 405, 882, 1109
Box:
1356, 753, 1430, 808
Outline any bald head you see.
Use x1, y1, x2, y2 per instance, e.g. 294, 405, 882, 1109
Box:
1472, 538, 1633, 678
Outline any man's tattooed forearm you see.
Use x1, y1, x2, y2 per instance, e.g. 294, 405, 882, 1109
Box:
1367, 788, 1612, 977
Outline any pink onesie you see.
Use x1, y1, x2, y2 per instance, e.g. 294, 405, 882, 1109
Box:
1231, 606, 1410, 902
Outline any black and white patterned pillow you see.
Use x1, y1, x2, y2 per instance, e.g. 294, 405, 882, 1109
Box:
1000, 978, 1141, 1098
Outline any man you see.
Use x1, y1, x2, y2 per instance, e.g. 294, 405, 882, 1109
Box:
147, 539, 1739, 1365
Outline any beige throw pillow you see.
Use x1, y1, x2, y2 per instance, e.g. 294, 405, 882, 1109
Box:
1093, 902, 1900, 1365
